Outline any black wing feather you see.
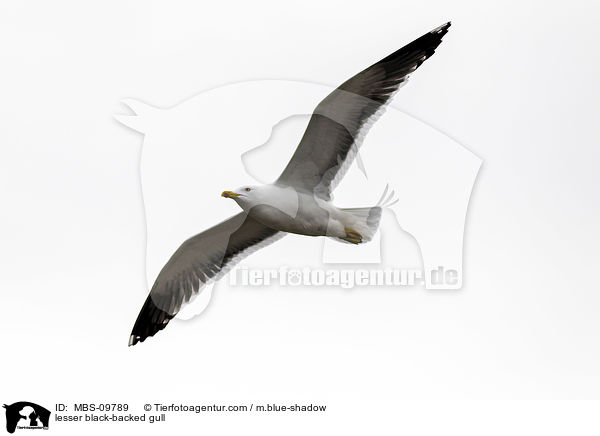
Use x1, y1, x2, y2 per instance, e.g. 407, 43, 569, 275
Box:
276, 22, 451, 199
129, 212, 281, 346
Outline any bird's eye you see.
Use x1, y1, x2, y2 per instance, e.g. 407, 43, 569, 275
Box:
245, 187, 251, 192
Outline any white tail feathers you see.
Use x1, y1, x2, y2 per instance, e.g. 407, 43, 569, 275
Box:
337, 184, 398, 244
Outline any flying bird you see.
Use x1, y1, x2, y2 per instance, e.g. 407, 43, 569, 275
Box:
129, 22, 451, 346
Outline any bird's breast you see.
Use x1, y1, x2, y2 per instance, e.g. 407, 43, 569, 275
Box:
248, 202, 331, 236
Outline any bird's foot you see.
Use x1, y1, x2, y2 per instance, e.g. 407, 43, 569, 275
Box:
342, 228, 363, 244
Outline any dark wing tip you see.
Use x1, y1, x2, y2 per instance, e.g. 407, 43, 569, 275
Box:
341, 21, 452, 101
433, 22, 451, 34
420, 21, 451, 58
128, 294, 175, 347
426, 21, 452, 49
402, 20, 452, 58
373, 21, 451, 83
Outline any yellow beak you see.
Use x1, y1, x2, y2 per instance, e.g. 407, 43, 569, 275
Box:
221, 190, 240, 199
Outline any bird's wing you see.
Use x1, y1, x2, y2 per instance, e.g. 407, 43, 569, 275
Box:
276, 22, 451, 199
129, 212, 283, 346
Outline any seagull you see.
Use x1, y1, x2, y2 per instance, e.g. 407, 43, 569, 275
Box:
129, 22, 451, 346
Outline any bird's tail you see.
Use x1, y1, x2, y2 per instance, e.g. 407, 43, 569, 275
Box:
338, 185, 398, 244
338, 206, 381, 243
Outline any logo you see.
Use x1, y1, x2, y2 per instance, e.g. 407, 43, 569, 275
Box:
3, 402, 50, 433
115, 79, 481, 320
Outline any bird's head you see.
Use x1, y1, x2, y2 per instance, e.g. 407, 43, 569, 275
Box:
222, 184, 299, 217
222, 185, 264, 209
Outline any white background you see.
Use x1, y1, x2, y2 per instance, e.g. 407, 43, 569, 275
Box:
1, 0, 600, 434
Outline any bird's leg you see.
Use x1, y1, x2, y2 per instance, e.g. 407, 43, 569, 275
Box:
342, 227, 363, 244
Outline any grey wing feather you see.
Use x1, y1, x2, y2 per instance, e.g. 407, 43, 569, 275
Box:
276, 22, 451, 199
129, 212, 283, 345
